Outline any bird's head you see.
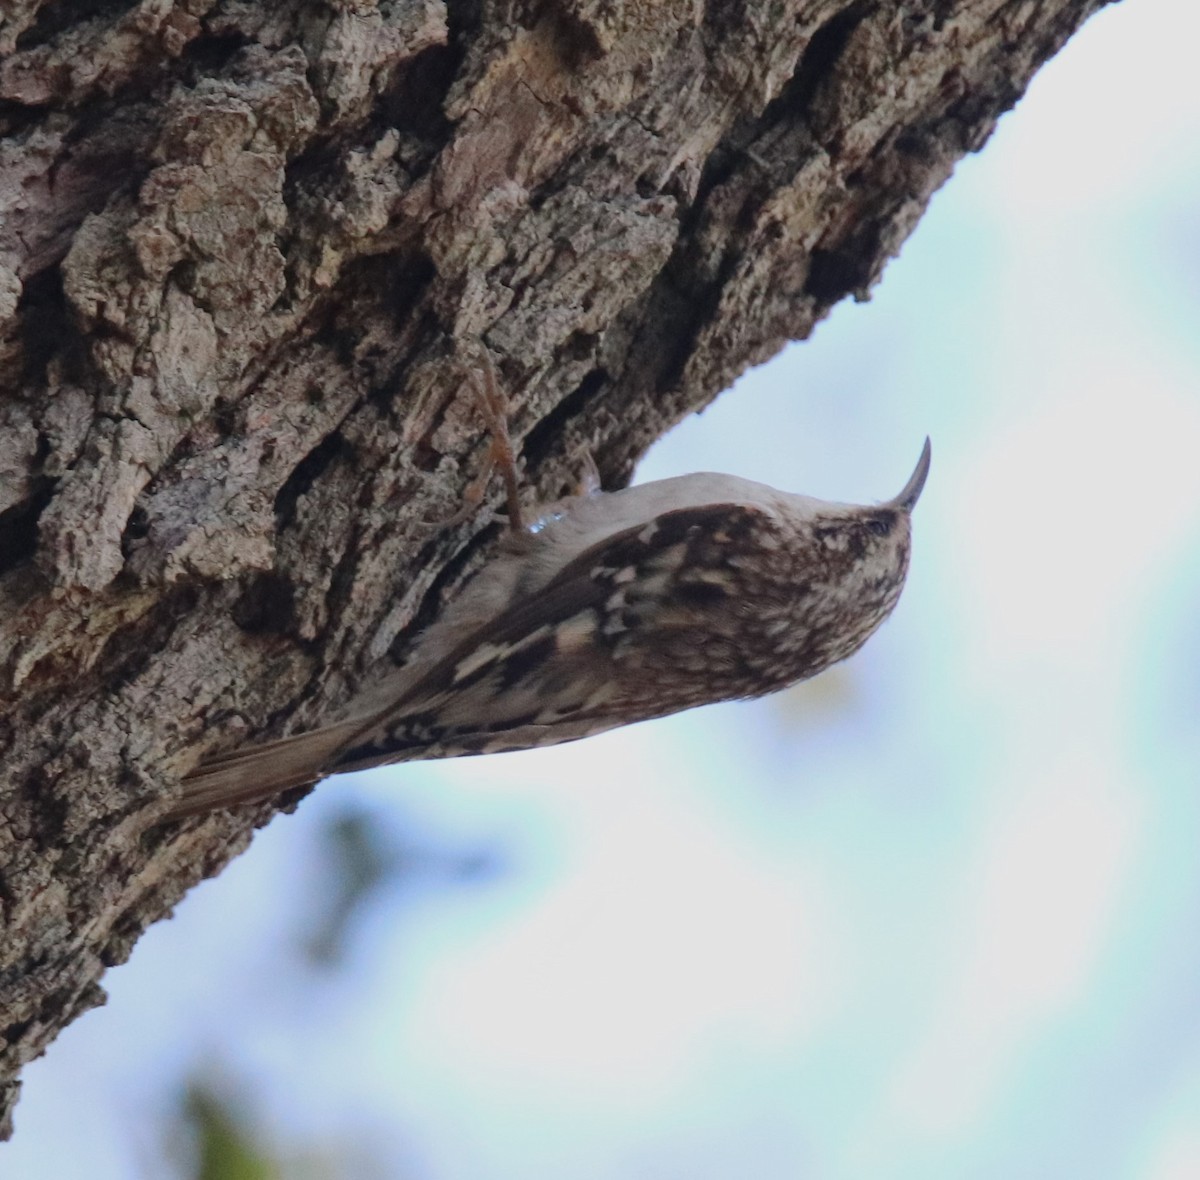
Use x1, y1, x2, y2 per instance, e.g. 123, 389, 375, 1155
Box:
769, 439, 931, 677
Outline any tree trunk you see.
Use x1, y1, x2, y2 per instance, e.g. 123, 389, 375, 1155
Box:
0, 0, 1111, 1138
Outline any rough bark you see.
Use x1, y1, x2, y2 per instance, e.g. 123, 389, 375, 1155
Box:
0, 0, 1111, 1139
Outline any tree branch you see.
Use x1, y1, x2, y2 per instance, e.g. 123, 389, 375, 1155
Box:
0, 0, 1111, 1138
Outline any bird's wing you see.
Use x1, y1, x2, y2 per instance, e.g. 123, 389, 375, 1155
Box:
330, 499, 778, 770
171, 501, 776, 817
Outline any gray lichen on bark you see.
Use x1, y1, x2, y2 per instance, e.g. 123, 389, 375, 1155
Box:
0, 0, 1111, 1139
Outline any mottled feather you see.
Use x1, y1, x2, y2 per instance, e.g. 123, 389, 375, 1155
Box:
172, 441, 930, 817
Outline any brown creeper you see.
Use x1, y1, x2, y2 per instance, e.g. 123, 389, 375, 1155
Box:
173, 367, 929, 817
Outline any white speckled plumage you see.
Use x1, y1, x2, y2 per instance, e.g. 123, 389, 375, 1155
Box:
172, 359, 929, 819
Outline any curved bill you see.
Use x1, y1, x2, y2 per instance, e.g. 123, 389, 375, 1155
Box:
887, 437, 932, 511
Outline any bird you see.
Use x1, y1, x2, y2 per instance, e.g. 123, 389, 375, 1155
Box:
171, 355, 930, 818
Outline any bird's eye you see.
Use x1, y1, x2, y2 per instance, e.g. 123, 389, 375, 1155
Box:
866, 517, 891, 538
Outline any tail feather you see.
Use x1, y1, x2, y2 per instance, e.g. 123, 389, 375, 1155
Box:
169, 721, 362, 818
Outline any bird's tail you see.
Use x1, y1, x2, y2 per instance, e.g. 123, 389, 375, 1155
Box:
168, 720, 363, 819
